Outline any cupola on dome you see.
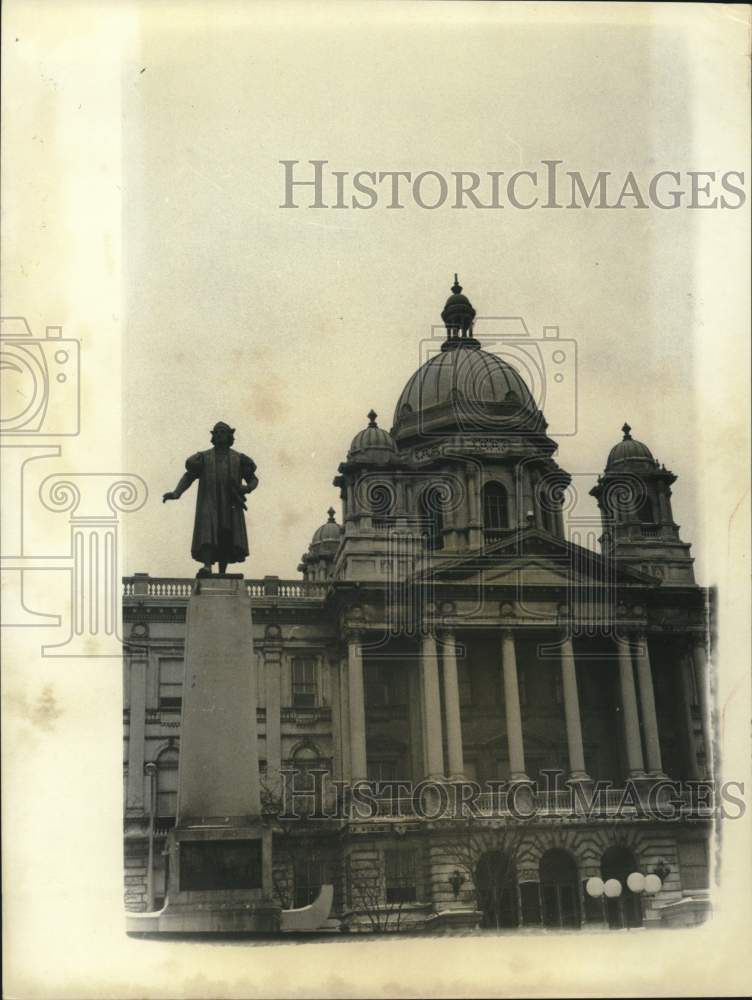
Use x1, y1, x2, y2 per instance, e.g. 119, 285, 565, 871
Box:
310, 507, 342, 546
391, 278, 542, 439
347, 410, 398, 461
606, 423, 656, 469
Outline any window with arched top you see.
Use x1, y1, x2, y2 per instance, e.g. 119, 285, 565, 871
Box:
156, 748, 179, 817
540, 849, 581, 928
482, 482, 509, 536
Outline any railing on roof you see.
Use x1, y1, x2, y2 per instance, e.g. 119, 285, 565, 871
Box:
122, 575, 327, 600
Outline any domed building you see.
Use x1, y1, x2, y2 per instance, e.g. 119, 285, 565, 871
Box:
123, 278, 712, 934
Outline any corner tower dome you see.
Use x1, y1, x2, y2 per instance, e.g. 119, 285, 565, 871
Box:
311, 506, 342, 546
606, 423, 655, 469
391, 277, 543, 440
347, 410, 398, 462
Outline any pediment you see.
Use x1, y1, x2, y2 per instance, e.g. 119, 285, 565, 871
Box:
416, 527, 657, 590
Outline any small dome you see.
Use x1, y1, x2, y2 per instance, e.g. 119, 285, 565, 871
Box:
311, 507, 343, 545
606, 423, 655, 468
348, 410, 398, 461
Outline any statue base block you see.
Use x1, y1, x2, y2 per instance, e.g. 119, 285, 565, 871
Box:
132, 823, 281, 934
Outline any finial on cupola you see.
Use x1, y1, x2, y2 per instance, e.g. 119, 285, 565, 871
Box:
367, 409, 378, 428
622, 422, 632, 440
441, 274, 478, 351
327, 507, 336, 523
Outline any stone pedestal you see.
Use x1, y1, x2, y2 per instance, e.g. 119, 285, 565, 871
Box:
141, 575, 281, 934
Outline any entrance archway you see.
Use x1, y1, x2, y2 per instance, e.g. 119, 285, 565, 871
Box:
540, 849, 580, 929
601, 845, 643, 928
475, 850, 519, 928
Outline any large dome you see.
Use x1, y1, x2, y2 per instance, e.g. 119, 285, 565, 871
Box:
391, 346, 540, 438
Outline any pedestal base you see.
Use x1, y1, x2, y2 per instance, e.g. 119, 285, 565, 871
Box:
140, 822, 281, 934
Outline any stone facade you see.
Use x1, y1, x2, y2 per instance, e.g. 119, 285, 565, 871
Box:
123, 282, 713, 931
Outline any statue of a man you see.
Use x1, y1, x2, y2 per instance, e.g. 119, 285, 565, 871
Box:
162, 422, 258, 576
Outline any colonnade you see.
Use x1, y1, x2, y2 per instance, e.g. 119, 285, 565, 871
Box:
343, 628, 708, 785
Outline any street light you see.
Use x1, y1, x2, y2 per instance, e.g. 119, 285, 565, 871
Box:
585, 869, 665, 927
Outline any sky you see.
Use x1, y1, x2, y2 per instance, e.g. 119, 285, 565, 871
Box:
120, 3, 731, 581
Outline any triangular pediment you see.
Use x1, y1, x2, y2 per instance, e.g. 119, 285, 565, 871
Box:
415, 526, 657, 590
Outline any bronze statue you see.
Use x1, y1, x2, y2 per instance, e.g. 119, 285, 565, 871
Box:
163, 422, 258, 576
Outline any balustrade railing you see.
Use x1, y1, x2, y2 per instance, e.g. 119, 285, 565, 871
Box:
122, 575, 327, 600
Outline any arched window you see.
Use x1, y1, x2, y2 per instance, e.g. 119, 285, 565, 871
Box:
291, 744, 323, 789
420, 486, 444, 551
540, 849, 580, 928
601, 845, 643, 928
482, 482, 509, 536
287, 744, 325, 815
475, 850, 519, 928
156, 748, 179, 818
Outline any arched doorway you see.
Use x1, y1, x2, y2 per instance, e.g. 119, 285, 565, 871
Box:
475, 850, 519, 928
540, 849, 580, 929
601, 845, 643, 928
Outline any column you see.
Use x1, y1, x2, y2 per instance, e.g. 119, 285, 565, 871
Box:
691, 637, 711, 777
657, 488, 671, 523
634, 633, 665, 777
126, 656, 147, 810
517, 462, 535, 528
347, 633, 367, 782
144, 762, 157, 910
466, 467, 482, 548
264, 636, 282, 795
560, 636, 590, 781
501, 629, 528, 781
440, 631, 464, 780
678, 652, 700, 780
420, 632, 445, 780
338, 654, 352, 782
616, 635, 645, 778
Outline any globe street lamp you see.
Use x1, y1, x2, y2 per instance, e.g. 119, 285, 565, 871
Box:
585, 869, 666, 928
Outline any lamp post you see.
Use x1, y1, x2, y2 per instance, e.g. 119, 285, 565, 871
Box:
585, 869, 665, 928
145, 762, 157, 911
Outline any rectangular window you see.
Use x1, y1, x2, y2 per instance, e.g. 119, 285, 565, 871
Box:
678, 838, 709, 891
292, 657, 317, 708
365, 663, 405, 708
385, 848, 418, 903
159, 658, 183, 709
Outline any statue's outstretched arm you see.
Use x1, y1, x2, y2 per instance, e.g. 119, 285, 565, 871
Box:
163, 454, 201, 502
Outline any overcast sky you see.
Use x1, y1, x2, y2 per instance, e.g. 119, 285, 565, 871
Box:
121, 4, 722, 580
